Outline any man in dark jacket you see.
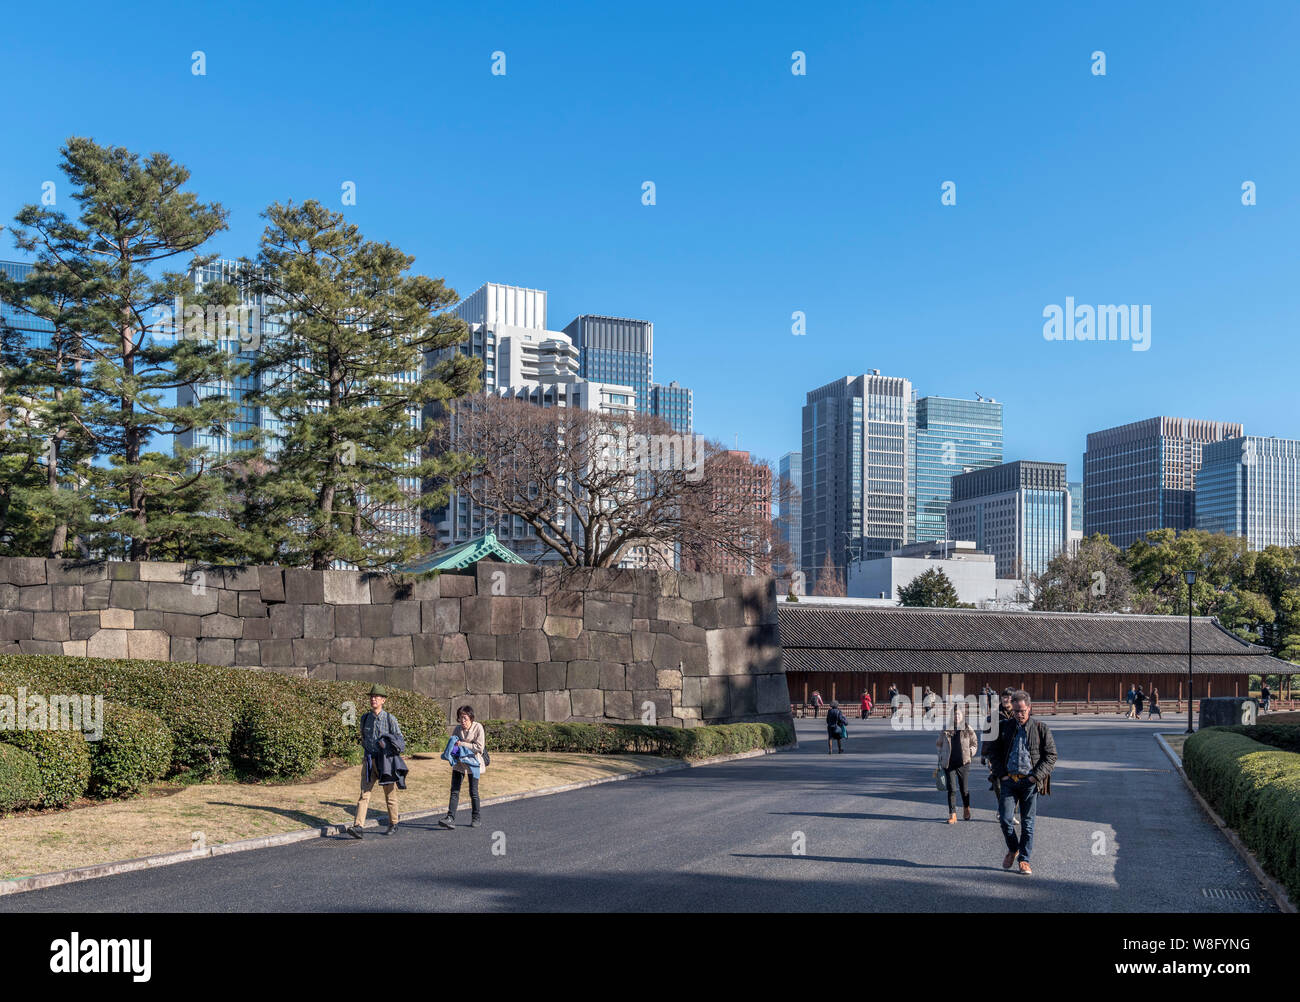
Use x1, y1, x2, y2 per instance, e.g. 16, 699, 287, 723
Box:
984, 690, 1057, 875
348, 684, 406, 838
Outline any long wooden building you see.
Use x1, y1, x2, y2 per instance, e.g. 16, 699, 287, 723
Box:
778, 599, 1292, 708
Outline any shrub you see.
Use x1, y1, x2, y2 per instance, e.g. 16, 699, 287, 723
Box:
0, 743, 42, 812
88, 703, 173, 798
1218, 724, 1300, 754
1184, 727, 1300, 903
481, 719, 794, 759
0, 728, 92, 808
232, 696, 324, 780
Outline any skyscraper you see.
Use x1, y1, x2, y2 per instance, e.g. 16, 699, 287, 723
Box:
0, 259, 57, 351
563, 314, 653, 415
801, 371, 913, 588
1068, 481, 1084, 533
947, 460, 1071, 580
650, 380, 693, 435
1083, 417, 1243, 549
913, 395, 1003, 543
1196, 436, 1300, 550
777, 451, 802, 578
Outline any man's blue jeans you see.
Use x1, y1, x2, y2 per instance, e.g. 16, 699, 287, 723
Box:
999, 777, 1038, 862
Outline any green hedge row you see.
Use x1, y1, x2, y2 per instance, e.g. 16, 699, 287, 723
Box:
0, 654, 446, 809
1215, 724, 1300, 755
482, 719, 795, 759
0, 743, 42, 812
1183, 727, 1300, 904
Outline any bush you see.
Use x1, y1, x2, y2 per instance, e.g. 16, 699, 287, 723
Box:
232, 696, 324, 780
1184, 727, 1300, 903
0, 743, 42, 812
0, 728, 92, 808
1217, 724, 1300, 755
481, 719, 795, 759
88, 703, 173, 798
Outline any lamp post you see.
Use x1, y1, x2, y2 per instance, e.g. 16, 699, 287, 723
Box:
1185, 569, 1197, 734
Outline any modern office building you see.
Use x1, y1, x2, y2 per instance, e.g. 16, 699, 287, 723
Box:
801, 371, 914, 588
562, 314, 653, 415
680, 450, 773, 575
1068, 481, 1083, 533
0, 259, 57, 351
1196, 436, 1300, 549
651, 380, 693, 434
1083, 417, 1243, 549
449, 283, 549, 391
777, 451, 802, 579
913, 395, 1003, 543
947, 460, 1071, 581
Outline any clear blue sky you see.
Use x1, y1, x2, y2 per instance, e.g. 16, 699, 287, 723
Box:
3, 0, 1297, 478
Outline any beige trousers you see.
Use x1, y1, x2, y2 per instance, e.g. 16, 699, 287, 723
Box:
356, 771, 398, 827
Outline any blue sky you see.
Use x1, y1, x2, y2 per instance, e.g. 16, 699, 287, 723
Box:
2, 0, 1297, 478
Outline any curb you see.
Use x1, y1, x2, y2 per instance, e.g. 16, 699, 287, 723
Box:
1154, 733, 1296, 914
0, 739, 798, 898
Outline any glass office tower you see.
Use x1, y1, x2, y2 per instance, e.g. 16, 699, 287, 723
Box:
651, 380, 693, 434
0, 260, 57, 351
914, 396, 1003, 543
1197, 436, 1300, 549
563, 314, 653, 415
778, 450, 802, 577
948, 460, 1070, 580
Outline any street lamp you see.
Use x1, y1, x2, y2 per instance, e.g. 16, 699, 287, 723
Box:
1185, 569, 1197, 734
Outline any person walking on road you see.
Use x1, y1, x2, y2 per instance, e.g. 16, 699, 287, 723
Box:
1125, 685, 1137, 718
348, 684, 406, 838
1133, 687, 1145, 719
1147, 687, 1161, 718
860, 691, 873, 719
826, 701, 848, 754
937, 703, 978, 823
438, 705, 487, 829
811, 690, 824, 718
1261, 681, 1272, 713
985, 690, 1057, 875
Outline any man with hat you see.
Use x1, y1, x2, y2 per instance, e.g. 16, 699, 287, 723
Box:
348, 684, 406, 838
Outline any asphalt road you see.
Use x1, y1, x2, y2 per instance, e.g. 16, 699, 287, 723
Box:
1, 715, 1278, 912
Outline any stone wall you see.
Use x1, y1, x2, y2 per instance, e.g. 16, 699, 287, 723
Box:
0, 558, 789, 727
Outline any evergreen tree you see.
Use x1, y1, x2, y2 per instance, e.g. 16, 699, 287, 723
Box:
898, 566, 962, 607
812, 550, 845, 596
241, 200, 479, 569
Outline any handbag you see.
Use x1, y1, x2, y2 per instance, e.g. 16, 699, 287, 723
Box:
934, 768, 948, 792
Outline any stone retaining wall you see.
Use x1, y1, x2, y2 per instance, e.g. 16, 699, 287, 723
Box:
0, 559, 789, 727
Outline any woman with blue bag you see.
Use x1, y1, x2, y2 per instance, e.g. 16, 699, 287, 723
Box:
826, 700, 848, 754
438, 705, 488, 829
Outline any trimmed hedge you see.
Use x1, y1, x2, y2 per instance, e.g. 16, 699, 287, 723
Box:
89, 703, 174, 798
233, 696, 324, 780
0, 728, 92, 808
1216, 724, 1300, 755
0, 743, 42, 812
1184, 727, 1300, 904
482, 719, 795, 759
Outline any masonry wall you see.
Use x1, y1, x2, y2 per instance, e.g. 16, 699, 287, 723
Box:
0, 559, 789, 728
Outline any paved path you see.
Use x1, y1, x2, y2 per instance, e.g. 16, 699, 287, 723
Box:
2, 716, 1276, 912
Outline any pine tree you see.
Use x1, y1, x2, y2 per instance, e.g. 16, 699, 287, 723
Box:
242, 200, 479, 569
898, 566, 962, 607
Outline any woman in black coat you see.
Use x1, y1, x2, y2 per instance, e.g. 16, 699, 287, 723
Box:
826, 701, 848, 754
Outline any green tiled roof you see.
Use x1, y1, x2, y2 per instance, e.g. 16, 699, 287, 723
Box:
399, 532, 528, 573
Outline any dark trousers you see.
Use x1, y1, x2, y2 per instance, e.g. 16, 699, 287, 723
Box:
944, 763, 970, 812
998, 777, 1038, 861
449, 769, 480, 819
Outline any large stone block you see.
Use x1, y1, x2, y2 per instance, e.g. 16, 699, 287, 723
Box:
45, 560, 106, 585
437, 572, 476, 597
284, 568, 324, 605
322, 570, 369, 605
270, 604, 304, 640
728, 674, 757, 716
632, 631, 655, 661
238, 592, 268, 618
170, 636, 198, 663
465, 659, 504, 693
367, 575, 406, 605
538, 662, 567, 690
138, 561, 186, 583
518, 629, 549, 663
626, 661, 658, 690
0, 610, 32, 641
599, 662, 626, 690
543, 690, 572, 721
391, 600, 421, 636
548, 634, 589, 661
51, 585, 83, 611
242, 617, 272, 641
657, 668, 684, 691
567, 660, 600, 689
7, 558, 48, 586
411, 666, 437, 698
756, 673, 791, 715
590, 632, 632, 664
18, 639, 63, 655
303, 604, 334, 639
197, 638, 236, 666
438, 633, 469, 662
520, 597, 546, 630
603, 690, 635, 720
147, 582, 218, 615
570, 688, 604, 717
412, 633, 442, 665
490, 596, 523, 635
384, 666, 415, 692
201, 613, 244, 639
17, 586, 53, 612
426, 598, 460, 634
69, 611, 100, 641
86, 628, 129, 659
234, 639, 260, 664
633, 690, 673, 723
679, 573, 724, 603
261, 639, 296, 666
403, 576, 441, 601
543, 615, 583, 639
459, 596, 492, 635
217, 589, 238, 618
82, 579, 110, 609
656, 596, 693, 624
108, 562, 140, 581
334, 605, 361, 637
434, 663, 467, 698
706, 626, 782, 676
61, 640, 87, 657
503, 661, 537, 693
359, 604, 391, 638
585, 599, 632, 634
682, 676, 729, 718
258, 566, 286, 602
218, 566, 261, 592
477, 562, 540, 597
495, 633, 521, 661
489, 693, 521, 720
292, 638, 330, 665
519, 692, 545, 720
692, 596, 745, 630
545, 589, 583, 619
31, 612, 70, 642
331, 637, 375, 664
466, 633, 497, 659
100, 607, 134, 630
662, 619, 706, 646
375, 636, 415, 667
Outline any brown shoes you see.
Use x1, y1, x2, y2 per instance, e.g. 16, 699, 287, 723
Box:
1003, 850, 1017, 869
963, 807, 971, 821
1018, 860, 1033, 875
947, 813, 957, 824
